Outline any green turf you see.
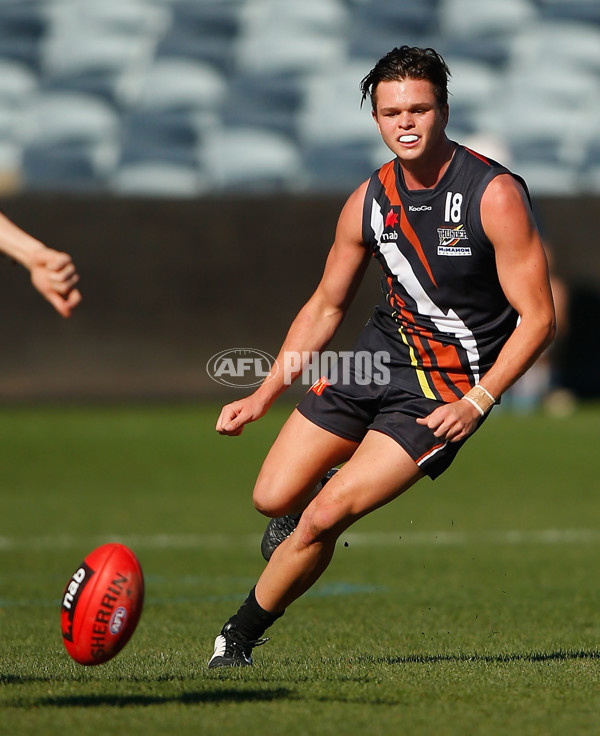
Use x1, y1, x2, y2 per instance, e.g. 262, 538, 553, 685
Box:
1, 402, 600, 735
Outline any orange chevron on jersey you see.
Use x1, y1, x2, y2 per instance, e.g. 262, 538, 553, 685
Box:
378, 160, 401, 205
389, 283, 471, 401
379, 161, 438, 288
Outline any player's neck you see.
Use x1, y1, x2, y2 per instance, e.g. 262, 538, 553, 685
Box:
399, 137, 456, 191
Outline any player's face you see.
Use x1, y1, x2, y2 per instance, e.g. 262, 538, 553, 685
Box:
372, 78, 449, 164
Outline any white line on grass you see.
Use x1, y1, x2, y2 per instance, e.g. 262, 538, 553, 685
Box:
1, 528, 600, 552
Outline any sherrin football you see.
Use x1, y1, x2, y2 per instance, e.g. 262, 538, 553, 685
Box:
61, 543, 144, 665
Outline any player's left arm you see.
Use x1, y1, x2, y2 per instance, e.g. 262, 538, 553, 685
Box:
0, 211, 81, 317
418, 174, 555, 442
475, 174, 556, 397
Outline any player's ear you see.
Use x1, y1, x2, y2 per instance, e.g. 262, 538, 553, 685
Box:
372, 109, 381, 133
441, 103, 449, 128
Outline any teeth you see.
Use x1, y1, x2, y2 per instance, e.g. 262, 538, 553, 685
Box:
400, 135, 419, 143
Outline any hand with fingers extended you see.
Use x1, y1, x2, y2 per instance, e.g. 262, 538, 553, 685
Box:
216, 393, 273, 436
29, 247, 82, 318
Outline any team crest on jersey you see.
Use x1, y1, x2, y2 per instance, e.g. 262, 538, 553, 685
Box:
437, 225, 471, 256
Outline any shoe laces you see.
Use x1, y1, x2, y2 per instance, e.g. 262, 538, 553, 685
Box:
223, 624, 270, 655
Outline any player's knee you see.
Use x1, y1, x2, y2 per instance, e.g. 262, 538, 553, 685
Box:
252, 475, 293, 518
296, 501, 345, 547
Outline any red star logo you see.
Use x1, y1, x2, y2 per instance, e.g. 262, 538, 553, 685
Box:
385, 209, 398, 228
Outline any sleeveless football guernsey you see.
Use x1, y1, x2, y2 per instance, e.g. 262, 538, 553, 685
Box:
360, 145, 527, 403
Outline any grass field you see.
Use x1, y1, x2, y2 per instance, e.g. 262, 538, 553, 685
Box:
2, 401, 600, 735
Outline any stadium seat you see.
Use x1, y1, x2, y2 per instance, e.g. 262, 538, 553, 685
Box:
502, 61, 600, 108
302, 140, 386, 193
239, 0, 349, 39
41, 28, 153, 77
503, 121, 588, 196
348, 0, 439, 61
474, 86, 598, 156
201, 126, 304, 191
22, 139, 118, 192
444, 58, 503, 139
439, 0, 537, 38
0, 138, 23, 193
119, 59, 226, 168
169, 0, 243, 34
582, 139, 600, 193
349, 32, 432, 65
111, 160, 207, 197
586, 166, 600, 194
40, 28, 154, 111
0, 0, 46, 70
42, 67, 134, 109
0, 59, 38, 105
235, 0, 348, 75
297, 63, 378, 148
461, 133, 511, 164
584, 139, 600, 170
155, 0, 243, 75
510, 133, 582, 170
119, 109, 200, 167
444, 57, 502, 111
221, 71, 304, 139
539, 0, 600, 26
41, 0, 170, 107
136, 58, 226, 115
509, 21, 600, 74
0, 105, 19, 144
436, 32, 513, 69
499, 61, 600, 169
21, 93, 120, 151
44, 0, 170, 38
510, 161, 582, 196
235, 30, 345, 77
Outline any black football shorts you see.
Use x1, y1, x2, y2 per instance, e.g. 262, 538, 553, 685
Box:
296, 366, 486, 480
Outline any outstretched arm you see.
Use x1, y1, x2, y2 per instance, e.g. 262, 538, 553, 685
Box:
0, 212, 81, 318
216, 182, 372, 436
417, 175, 556, 442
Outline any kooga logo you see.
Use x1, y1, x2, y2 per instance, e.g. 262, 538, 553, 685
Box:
408, 205, 432, 211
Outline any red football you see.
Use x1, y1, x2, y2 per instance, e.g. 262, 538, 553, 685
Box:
61, 543, 144, 666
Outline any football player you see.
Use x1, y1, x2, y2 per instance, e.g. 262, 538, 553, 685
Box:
209, 46, 555, 667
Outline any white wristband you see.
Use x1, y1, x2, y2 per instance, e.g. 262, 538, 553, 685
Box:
462, 395, 485, 416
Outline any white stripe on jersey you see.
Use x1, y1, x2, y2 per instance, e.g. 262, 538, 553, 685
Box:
370, 199, 481, 383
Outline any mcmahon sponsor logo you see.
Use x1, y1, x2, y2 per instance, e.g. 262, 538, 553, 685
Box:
438, 245, 472, 256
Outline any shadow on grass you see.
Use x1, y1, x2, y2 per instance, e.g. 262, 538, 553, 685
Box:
25, 688, 292, 708
378, 648, 600, 665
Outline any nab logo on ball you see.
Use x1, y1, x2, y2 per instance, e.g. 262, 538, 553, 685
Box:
61, 543, 144, 666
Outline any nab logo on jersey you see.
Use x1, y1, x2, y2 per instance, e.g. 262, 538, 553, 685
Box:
385, 209, 398, 228
382, 209, 399, 241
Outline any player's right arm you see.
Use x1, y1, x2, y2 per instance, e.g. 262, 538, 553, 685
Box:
216, 181, 372, 436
